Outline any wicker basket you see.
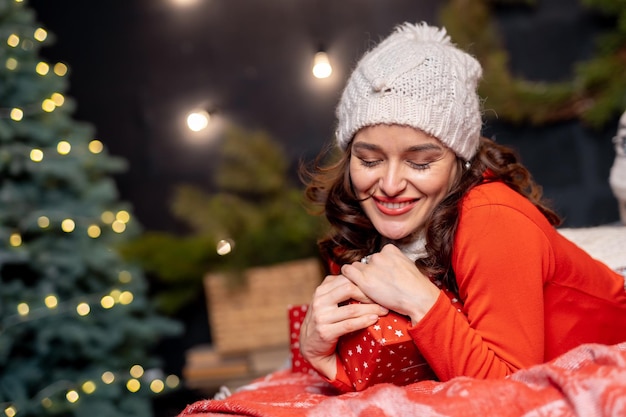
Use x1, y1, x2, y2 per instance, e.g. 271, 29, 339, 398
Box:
204, 258, 323, 354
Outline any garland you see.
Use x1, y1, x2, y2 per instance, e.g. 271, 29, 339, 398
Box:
440, 0, 626, 127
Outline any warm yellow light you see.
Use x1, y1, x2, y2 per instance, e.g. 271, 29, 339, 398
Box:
34, 28, 48, 42
109, 289, 121, 301
61, 219, 75, 233
130, 365, 144, 378
150, 379, 165, 393
45, 295, 58, 309
118, 270, 132, 283
312, 51, 332, 79
6, 57, 18, 70
216, 239, 233, 256
41, 397, 53, 408
126, 379, 141, 393
4, 405, 17, 417
112, 221, 126, 233
76, 302, 90, 316
54, 62, 68, 76
17, 303, 29, 316
186, 110, 210, 132
51, 93, 65, 106
81, 381, 96, 394
89, 140, 103, 154
101, 371, 115, 384
7, 34, 19, 48
116, 210, 130, 223
165, 374, 180, 388
10, 108, 23, 121
100, 295, 115, 309
101, 210, 115, 224
119, 291, 134, 305
87, 225, 101, 238
36, 62, 50, 75
66, 390, 79, 403
57, 140, 71, 155
42, 98, 55, 112
9, 233, 22, 247
30, 148, 44, 162
38, 216, 50, 228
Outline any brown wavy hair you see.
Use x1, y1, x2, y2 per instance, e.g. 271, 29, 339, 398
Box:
300, 136, 562, 293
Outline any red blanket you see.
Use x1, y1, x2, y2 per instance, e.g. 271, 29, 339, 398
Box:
178, 342, 626, 417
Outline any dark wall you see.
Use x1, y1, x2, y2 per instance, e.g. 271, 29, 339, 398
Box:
487, 0, 621, 227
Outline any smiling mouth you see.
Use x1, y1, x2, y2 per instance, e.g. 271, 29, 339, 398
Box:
373, 197, 418, 215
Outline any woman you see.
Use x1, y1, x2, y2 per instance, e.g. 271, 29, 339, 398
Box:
298, 22, 626, 392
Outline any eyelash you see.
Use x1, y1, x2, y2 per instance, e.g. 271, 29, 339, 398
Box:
358, 158, 431, 170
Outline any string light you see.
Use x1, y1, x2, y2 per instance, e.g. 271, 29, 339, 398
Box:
30, 148, 43, 162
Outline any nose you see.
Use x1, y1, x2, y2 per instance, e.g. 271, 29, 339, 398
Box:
379, 162, 407, 196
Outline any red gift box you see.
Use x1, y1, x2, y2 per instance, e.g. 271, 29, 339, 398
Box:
289, 304, 315, 374
337, 279, 464, 391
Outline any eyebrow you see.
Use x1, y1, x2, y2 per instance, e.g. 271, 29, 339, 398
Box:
352, 142, 445, 152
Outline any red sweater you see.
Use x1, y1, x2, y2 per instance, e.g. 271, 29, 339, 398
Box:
410, 181, 626, 380
331, 181, 626, 386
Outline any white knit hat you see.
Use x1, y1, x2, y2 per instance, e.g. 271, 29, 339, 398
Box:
335, 22, 483, 161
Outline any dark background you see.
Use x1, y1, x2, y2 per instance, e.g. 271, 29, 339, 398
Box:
28, 0, 622, 414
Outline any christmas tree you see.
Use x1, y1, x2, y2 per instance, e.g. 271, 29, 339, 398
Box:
0, 1, 181, 416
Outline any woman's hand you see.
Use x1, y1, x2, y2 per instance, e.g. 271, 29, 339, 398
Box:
299, 273, 389, 380
341, 244, 441, 325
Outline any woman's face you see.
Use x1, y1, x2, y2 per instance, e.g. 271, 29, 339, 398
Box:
349, 124, 460, 241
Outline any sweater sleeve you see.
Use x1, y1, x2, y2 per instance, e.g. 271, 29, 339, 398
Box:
408, 202, 551, 381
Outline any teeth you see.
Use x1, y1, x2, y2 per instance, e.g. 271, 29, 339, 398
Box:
380, 201, 410, 209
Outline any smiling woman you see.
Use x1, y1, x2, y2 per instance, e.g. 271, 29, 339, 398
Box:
298, 21, 626, 393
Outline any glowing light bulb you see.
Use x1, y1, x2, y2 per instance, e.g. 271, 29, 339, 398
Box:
66, 390, 79, 403
89, 139, 103, 154
9, 233, 22, 247
186, 110, 210, 132
102, 372, 115, 384
38, 216, 50, 228
126, 379, 140, 393
216, 239, 234, 255
10, 108, 23, 121
101, 211, 115, 224
34, 28, 48, 42
7, 34, 19, 48
112, 221, 126, 233
165, 374, 180, 388
312, 51, 332, 79
150, 379, 165, 393
116, 210, 130, 223
30, 148, 43, 162
45, 295, 58, 309
119, 291, 134, 305
87, 225, 101, 238
51, 93, 65, 106
81, 381, 96, 394
36, 62, 50, 75
6, 57, 18, 70
119, 271, 132, 283
100, 295, 115, 309
4, 405, 17, 417
57, 140, 71, 155
61, 219, 75, 233
76, 302, 90, 316
130, 365, 144, 378
17, 303, 29, 316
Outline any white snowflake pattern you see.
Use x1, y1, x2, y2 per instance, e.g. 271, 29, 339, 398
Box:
373, 324, 381, 331
395, 329, 404, 337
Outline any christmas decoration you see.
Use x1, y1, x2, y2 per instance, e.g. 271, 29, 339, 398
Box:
0, 1, 181, 416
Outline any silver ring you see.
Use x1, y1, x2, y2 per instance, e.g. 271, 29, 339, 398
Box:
361, 255, 371, 264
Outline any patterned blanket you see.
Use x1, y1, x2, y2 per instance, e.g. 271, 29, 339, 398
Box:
178, 341, 626, 417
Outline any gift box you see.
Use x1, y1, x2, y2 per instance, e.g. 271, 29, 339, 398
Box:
289, 304, 315, 374
337, 280, 464, 391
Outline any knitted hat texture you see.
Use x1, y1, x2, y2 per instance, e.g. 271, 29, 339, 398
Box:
335, 22, 483, 161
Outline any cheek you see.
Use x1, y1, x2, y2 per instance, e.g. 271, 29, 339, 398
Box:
349, 165, 375, 194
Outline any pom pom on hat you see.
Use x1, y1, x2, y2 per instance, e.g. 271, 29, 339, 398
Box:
335, 22, 483, 161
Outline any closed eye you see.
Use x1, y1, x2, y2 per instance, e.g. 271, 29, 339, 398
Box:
358, 158, 381, 168
407, 161, 431, 170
